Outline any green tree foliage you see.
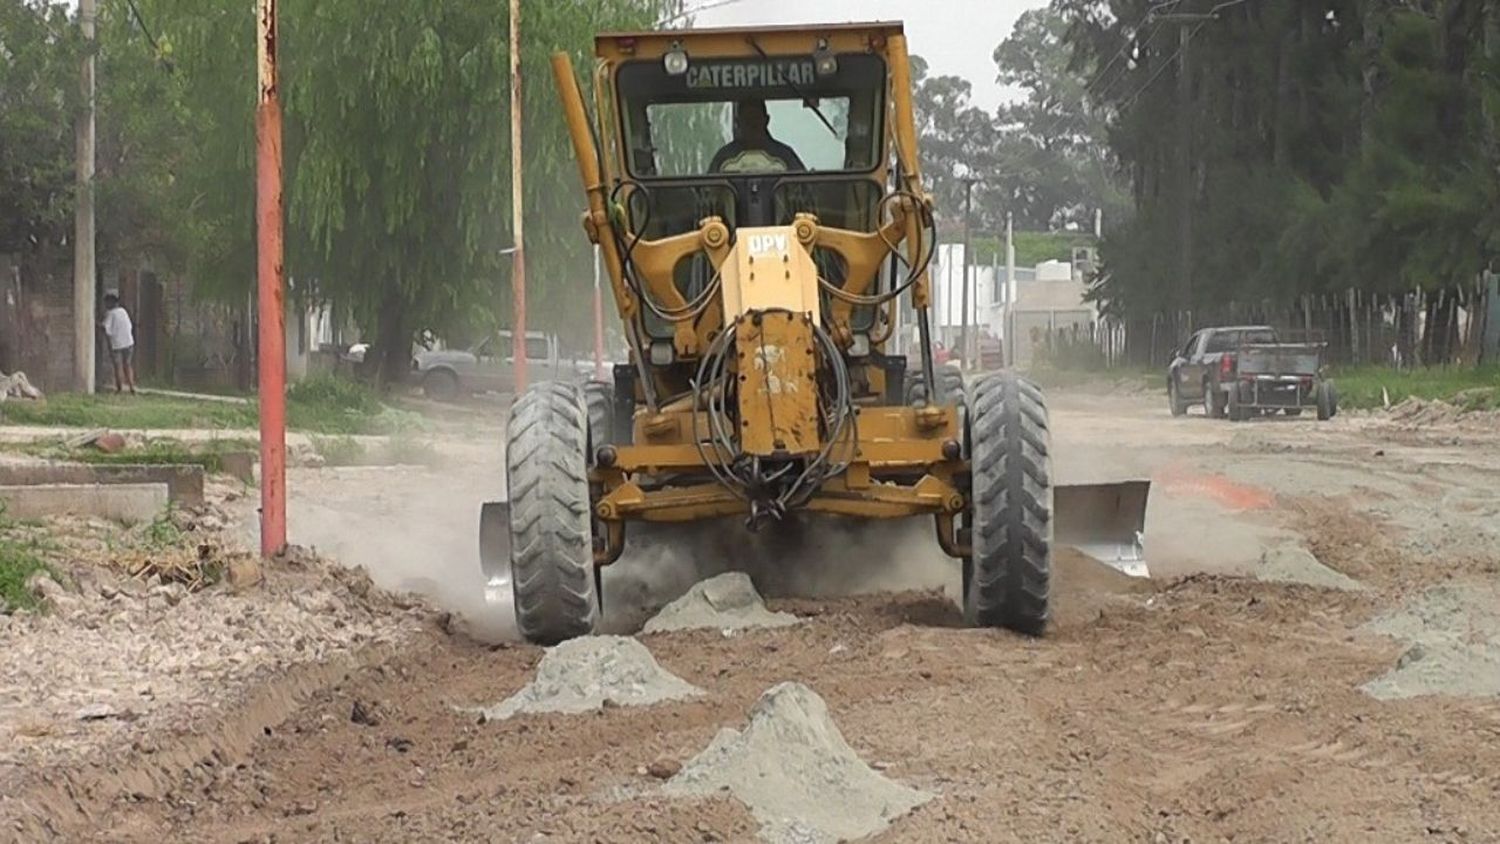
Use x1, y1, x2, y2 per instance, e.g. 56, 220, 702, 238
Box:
0, 0, 78, 255
909, 7, 1126, 236
1056, 0, 1499, 362
56, 0, 682, 384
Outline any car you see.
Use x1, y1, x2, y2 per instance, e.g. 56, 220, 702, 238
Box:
412, 330, 579, 400
1167, 325, 1279, 418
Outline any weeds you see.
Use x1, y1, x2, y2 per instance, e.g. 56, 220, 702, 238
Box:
1330, 365, 1500, 410
313, 435, 367, 467
0, 503, 55, 612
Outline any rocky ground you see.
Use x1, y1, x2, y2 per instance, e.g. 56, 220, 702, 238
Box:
4, 386, 1500, 842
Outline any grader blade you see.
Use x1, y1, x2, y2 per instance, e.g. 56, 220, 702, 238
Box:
478, 500, 511, 606
1054, 481, 1151, 578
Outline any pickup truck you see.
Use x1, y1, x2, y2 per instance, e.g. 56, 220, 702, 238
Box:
1167, 325, 1338, 421
412, 330, 595, 400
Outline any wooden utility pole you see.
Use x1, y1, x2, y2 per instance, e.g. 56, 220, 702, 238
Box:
509, 0, 528, 391
1155, 12, 1216, 325
255, 0, 287, 557
73, 0, 97, 393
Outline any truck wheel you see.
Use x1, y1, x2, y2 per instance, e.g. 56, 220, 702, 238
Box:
963, 371, 1051, 635
582, 379, 614, 454
1227, 383, 1250, 422
1206, 382, 1227, 419
423, 369, 460, 402
507, 381, 598, 645
1168, 379, 1188, 416
1316, 381, 1338, 421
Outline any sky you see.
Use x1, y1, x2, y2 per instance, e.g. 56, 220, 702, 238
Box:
689, 0, 1049, 112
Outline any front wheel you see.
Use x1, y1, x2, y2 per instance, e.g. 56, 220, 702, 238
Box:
963, 371, 1051, 635
1168, 379, 1188, 416
507, 381, 598, 644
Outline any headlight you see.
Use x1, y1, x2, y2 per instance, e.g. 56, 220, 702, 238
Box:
847, 333, 870, 358
663, 48, 689, 76
649, 340, 675, 366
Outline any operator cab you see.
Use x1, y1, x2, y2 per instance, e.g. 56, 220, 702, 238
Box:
610, 40, 890, 340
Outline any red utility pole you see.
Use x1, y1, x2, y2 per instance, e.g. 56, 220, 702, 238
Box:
256, 0, 287, 557
509, 0, 528, 390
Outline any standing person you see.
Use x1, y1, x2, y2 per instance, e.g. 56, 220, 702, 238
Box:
100, 292, 136, 394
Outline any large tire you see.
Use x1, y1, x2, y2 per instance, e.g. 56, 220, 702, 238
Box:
507, 381, 598, 644
907, 367, 965, 407
1168, 378, 1188, 416
582, 379, 614, 455
423, 369, 460, 402
963, 371, 1052, 635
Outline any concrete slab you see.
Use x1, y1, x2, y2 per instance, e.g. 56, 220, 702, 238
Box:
0, 483, 168, 524
0, 464, 204, 506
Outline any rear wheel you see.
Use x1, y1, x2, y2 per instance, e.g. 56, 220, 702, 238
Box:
582, 379, 614, 455
507, 381, 598, 645
1227, 382, 1250, 422
907, 367, 966, 407
423, 369, 460, 402
1316, 380, 1339, 421
1206, 381, 1227, 419
963, 371, 1051, 635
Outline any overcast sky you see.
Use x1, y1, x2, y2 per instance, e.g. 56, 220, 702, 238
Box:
689, 0, 1048, 111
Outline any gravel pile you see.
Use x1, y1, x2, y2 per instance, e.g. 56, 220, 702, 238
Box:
667, 681, 931, 843
643, 572, 800, 633
478, 636, 702, 719
1361, 581, 1500, 700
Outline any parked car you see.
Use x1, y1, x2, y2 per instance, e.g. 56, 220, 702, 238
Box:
412, 330, 576, 400
1167, 325, 1338, 420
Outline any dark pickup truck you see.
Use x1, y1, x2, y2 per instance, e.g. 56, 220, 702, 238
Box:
1167, 325, 1339, 421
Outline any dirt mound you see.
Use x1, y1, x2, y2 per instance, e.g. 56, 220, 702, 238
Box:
666, 681, 932, 843
477, 636, 702, 719
1254, 544, 1365, 591
643, 572, 800, 633
1360, 581, 1500, 700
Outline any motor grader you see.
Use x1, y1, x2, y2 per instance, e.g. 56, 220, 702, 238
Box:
480, 21, 1150, 645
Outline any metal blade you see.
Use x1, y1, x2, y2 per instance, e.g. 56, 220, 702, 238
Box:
478, 500, 511, 605
1054, 480, 1151, 578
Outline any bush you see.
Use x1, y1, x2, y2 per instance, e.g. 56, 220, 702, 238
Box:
287, 374, 382, 415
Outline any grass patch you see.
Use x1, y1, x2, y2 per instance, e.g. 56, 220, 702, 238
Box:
312, 435, 367, 467
1330, 365, 1500, 411
0, 374, 426, 436
18, 437, 258, 475
0, 504, 56, 612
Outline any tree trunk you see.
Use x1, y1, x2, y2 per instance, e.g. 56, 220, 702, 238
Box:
374, 291, 410, 391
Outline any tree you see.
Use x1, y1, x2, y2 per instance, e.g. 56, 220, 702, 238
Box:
97, 0, 683, 385
0, 0, 79, 256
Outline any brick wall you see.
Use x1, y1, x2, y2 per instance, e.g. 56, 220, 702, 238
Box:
0, 251, 78, 394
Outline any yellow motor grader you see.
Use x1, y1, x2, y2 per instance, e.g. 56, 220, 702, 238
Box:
480, 21, 1150, 644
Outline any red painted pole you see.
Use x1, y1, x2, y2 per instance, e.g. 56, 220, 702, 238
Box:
256, 0, 287, 558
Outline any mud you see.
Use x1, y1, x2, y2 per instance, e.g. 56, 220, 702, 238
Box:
474, 636, 702, 719
642, 572, 800, 633
666, 682, 932, 843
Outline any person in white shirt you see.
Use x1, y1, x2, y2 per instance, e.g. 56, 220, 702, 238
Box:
101, 292, 137, 395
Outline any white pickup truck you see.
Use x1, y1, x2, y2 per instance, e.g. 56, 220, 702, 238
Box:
411, 330, 596, 400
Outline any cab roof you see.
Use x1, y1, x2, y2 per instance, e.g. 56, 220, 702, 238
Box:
594, 20, 904, 62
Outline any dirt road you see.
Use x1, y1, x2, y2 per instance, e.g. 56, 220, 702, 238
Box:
19, 388, 1500, 842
